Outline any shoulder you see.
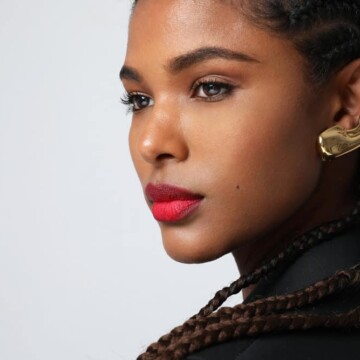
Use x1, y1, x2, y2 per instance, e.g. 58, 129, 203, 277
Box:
185, 329, 360, 360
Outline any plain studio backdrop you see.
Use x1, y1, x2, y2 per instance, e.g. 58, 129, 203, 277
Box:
0, 1, 240, 359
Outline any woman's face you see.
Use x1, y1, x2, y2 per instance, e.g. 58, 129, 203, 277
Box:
121, 0, 330, 263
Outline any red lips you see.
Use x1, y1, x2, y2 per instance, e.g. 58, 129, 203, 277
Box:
145, 183, 203, 222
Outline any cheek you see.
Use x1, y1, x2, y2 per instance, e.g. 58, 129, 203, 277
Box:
162, 99, 322, 262
230, 137, 320, 225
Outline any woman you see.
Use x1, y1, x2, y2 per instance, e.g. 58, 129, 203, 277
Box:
120, 0, 360, 359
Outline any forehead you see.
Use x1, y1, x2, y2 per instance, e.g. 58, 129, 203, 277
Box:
130, 0, 247, 38
128, 0, 264, 56
125, 0, 302, 79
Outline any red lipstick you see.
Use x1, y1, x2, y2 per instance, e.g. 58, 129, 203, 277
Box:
145, 183, 203, 223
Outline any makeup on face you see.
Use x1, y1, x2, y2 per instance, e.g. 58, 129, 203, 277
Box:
122, 0, 326, 264
145, 183, 204, 223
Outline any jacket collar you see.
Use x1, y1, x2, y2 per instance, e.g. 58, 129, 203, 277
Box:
245, 222, 360, 302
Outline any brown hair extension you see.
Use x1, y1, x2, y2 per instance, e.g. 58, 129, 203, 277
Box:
136, 263, 360, 358
203, 264, 360, 321
158, 306, 360, 360
139, 264, 360, 359
137, 199, 360, 360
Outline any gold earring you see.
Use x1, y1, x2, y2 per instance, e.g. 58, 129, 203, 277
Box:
318, 116, 360, 161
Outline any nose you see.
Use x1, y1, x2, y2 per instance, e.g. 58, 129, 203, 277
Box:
136, 108, 189, 165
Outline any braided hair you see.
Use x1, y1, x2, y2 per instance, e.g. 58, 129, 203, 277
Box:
131, 0, 360, 359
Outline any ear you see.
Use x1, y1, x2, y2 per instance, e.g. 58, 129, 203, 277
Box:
333, 58, 360, 129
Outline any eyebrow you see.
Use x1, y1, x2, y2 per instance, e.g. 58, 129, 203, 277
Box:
119, 46, 260, 82
119, 66, 143, 82
168, 46, 260, 73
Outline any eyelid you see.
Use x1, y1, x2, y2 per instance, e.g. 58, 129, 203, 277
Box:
190, 76, 237, 92
127, 90, 151, 98
189, 76, 236, 102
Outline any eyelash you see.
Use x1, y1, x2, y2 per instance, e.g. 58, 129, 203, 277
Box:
120, 92, 148, 113
121, 79, 234, 113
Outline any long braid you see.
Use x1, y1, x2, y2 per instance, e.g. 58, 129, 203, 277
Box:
161, 306, 360, 360
132, 1, 360, 359
138, 200, 360, 360
139, 263, 360, 360
225, 264, 360, 318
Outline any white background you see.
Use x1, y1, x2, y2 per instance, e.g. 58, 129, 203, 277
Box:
0, 1, 240, 359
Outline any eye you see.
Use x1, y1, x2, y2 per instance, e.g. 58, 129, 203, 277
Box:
193, 80, 233, 100
121, 92, 154, 112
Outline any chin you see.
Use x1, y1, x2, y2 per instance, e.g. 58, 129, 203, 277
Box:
160, 226, 232, 264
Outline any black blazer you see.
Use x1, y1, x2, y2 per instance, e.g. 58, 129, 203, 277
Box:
186, 223, 360, 360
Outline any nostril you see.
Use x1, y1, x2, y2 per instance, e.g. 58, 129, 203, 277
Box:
156, 153, 175, 161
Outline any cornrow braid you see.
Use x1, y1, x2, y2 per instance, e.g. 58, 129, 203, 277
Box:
239, 0, 360, 83
289, 0, 359, 28
138, 200, 360, 360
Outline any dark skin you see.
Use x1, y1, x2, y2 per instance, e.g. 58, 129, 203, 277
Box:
121, 0, 360, 298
